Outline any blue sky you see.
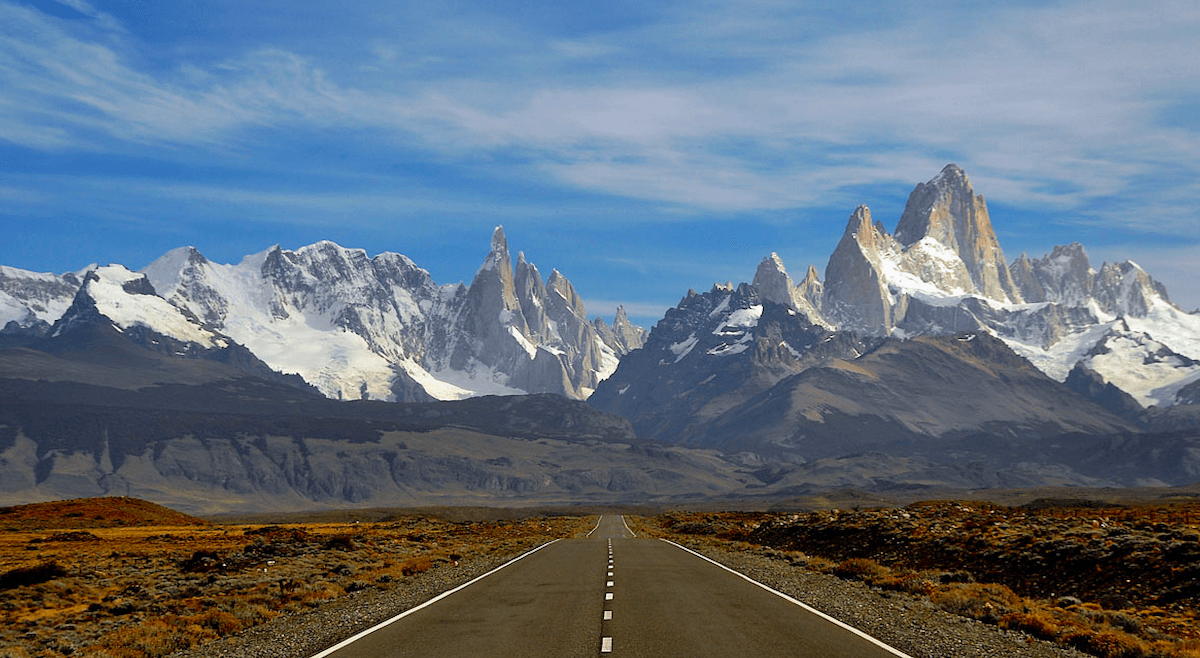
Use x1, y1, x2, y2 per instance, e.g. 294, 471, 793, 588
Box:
2, 0, 1199, 325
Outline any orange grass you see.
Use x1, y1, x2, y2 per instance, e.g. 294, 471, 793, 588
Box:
0, 498, 593, 657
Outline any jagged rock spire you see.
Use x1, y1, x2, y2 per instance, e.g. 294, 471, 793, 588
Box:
894, 164, 1021, 302
821, 206, 895, 333
450, 226, 528, 370
798, 264, 824, 313
514, 251, 550, 341
753, 253, 796, 308
752, 253, 828, 327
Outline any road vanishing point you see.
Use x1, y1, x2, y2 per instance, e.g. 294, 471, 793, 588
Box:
310, 515, 912, 658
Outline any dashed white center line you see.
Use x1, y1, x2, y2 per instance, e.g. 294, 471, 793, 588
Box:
604, 528, 618, 654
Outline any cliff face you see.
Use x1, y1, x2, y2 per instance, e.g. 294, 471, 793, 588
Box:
822, 165, 1028, 336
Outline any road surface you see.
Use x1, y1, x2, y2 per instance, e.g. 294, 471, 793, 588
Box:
311, 515, 909, 657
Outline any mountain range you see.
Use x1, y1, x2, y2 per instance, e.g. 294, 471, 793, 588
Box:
0, 297, 741, 513
3, 166, 1196, 412
592, 166, 1199, 443
799, 165, 1197, 409
2, 228, 645, 403
2, 164, 1199, 510
588, 164, 1200, 479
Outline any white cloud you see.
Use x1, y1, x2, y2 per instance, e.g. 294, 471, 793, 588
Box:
2, 0, 1200, 244
50, 0, 125, 33
549, 39, 622, 60
373, 1, 1200, 234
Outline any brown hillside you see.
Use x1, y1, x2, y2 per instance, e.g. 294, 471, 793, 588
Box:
0, 497, 207, 531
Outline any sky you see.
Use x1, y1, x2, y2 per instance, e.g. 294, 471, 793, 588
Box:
2, 0, 1199, 327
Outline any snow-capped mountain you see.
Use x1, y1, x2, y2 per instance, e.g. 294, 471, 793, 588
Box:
587, 280, 879, 449
591, 163, 1198, 462
0, 265, 88, 335
3, 165, 1191, 411
54, 265, 228, 349
0, 228, 645, 402
743, 164, 1199, 409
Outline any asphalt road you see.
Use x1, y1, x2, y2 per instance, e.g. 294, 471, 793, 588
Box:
311, 515, 909, 658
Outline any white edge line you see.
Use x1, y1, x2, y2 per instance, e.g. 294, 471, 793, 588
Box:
586, 515, 604, 537
307, 539, 562, 658
660, 539, 914, 658
619, 515, 636, 538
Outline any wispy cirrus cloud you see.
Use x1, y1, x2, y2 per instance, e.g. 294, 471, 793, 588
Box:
46, 0, 125, 33
3, 0, 1200, 311
3, 0, 1200, 238
358, 1, 1200, 234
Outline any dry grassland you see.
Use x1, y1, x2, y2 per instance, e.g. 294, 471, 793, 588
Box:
0, 498, 591, 658
637, 500, 1200, 658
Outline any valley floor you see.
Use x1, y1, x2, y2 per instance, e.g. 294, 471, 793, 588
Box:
2, 497, 1198, 658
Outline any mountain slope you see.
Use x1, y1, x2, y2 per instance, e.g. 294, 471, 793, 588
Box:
0, 265, 87, 335
593, 164, 1191, 470
0, 314, 746, 512
688, 332, 1135, 459
0, 264, 313, 393
587, 283, 878, 446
